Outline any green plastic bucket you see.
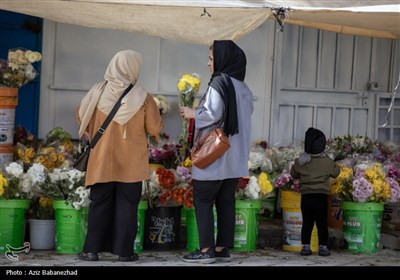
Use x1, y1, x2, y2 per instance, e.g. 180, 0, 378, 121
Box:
260, 190, 277, 221
186, 207, 198, 252
186, 201, 262, 252
0, 199, 29, 253
53, 200, 88, 254
181, 207, 187, 225
341, 201, 384, 254
185, 207, 217, 252
233, 200, 262, 252
134, 200, 147, 253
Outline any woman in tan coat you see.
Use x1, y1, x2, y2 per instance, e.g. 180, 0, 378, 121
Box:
77, 50, 163, 262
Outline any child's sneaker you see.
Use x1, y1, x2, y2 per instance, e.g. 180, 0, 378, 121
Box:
182, 248, 215, 264
318, 245, 331, 256
300, 244, 312, 256
215, 247, 231, 262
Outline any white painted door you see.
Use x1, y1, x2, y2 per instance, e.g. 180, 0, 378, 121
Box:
271, 24, 399, 145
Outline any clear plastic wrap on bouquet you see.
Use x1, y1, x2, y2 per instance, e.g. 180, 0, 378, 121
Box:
177, 73, 201, 162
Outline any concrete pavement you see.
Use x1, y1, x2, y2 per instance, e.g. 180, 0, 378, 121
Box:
1, 247, 400, 267
1, 219, 400, 278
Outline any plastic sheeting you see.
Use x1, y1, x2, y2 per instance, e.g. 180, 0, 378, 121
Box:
0, 0, 399, 44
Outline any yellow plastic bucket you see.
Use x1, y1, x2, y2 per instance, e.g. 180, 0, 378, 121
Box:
280, 191, 318, 252
328, 195, 343, 228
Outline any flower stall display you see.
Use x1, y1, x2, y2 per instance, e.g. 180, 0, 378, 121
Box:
145, 167, 188, 208
234, 175, 273, 251
247, 141, 282, 220
331, 160, 400, 204
14, 126, 75, 171
177, 73, 201, 162
144, 166, 189, 250
326, 135, 375, 161
22, 163, 89, 253
1, 162, 32, 200
0, 48, 42, 88
28, 197, 56, 250
330, 158, 400, 254
274, 161, 301, 193
0, 162, 32, 253
0, 49, 42, 167
248, 150, 274, 176
272, 145, 303, 173
29, 196, 55, 220
31, 167, 89, 210
148, 140, 179, 170
236, 174, 274, 201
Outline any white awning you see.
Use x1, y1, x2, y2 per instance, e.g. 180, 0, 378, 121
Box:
1, 0, 399, 44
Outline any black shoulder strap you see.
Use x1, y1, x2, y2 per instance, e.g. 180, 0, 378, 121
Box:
89, 84, 134, 149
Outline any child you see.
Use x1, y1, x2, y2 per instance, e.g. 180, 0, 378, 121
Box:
290, 127, 340, 256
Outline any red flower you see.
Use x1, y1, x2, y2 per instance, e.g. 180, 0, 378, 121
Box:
156, 168, 176, 189
237, 177, 250, 190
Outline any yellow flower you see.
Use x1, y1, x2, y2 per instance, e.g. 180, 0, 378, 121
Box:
182, 157, 192, 168
39, 197, 53, 208
177, 74, 201, 93
338, 166, 353, 180
257, 172, 273, 195
0, 174, 7, 196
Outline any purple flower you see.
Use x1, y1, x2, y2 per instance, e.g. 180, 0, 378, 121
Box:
352, 177, 373, 202
386, 177, 400, 203
176, 166, 191, 181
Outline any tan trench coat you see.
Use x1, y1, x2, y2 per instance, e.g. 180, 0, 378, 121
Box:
78, 94, 163, 187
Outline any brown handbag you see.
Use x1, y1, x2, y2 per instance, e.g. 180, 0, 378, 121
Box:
191, 127, 230, 169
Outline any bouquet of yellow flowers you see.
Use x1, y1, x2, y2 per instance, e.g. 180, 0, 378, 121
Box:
0, 48, 42, 88
178, 73, 201, 108
177, 73, 201, 162
14, 127, 74, 171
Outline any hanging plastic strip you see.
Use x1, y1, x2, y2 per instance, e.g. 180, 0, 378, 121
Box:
381, 71, 400, 127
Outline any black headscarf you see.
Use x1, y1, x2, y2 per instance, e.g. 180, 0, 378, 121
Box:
209, 40, 246, 137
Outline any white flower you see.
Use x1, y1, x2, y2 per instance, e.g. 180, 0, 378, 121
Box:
5, 162, 24, 177
20, 174, 33, 195
248, 152, 263, 171
27, 163, 46, 185
244, 176, 260, 200
1, 48, 42, 88
153, 95, 171, 114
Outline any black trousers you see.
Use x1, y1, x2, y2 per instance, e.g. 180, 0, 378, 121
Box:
83, 181, 142, 257
300, 193, 328, 246
193, 178, 238, 249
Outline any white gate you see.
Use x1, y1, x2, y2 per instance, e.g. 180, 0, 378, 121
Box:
270, 24, 399, 145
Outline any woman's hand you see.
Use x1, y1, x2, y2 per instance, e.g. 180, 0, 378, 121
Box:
180, 106, 195, 119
